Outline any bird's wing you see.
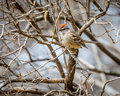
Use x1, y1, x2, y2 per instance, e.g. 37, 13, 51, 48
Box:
68, 31, 80, 41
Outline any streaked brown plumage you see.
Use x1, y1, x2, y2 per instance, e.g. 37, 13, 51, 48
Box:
59, 24, 87, 49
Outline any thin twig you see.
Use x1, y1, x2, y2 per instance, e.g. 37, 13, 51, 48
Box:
101, 77, 120, 96
79, 0, 111, 36
23, 49, 66, 78
51, 4, 66, 42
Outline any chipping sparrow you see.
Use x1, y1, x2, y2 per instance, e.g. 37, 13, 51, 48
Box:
59, 24, 87, 49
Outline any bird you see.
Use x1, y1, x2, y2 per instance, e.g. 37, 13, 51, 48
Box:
59, 24, 87, 49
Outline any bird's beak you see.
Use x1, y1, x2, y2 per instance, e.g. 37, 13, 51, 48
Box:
83, 44, 88, 48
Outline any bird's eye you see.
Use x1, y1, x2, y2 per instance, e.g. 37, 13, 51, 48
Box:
59, 28, 64, 31
59, 28, 69, 31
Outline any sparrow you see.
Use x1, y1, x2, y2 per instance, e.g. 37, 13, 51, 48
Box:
59, 24, 87, 49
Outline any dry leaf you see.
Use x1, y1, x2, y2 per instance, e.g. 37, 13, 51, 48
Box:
44, 10, 48, 22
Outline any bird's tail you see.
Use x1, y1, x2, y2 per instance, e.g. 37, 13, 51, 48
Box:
84, 40, 99, 44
